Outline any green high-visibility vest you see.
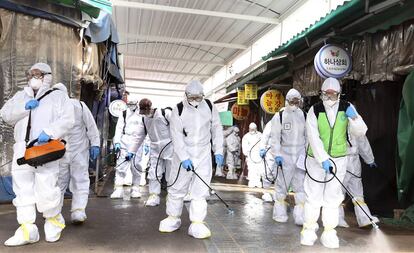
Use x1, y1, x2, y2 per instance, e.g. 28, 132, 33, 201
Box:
307, 101, 349, 158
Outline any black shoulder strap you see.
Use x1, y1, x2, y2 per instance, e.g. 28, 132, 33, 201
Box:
313, 101, 325, 117
338, 100, 350, 111
161, 107, 171, 126
177, 102, 184, 116
25, 88, 58, 143
279, 110, 283, 124
122, 110, 127, 134
205, 99, 213, 112
142, 116, 147, 135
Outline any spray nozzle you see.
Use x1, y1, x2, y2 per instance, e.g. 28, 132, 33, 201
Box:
227, 208, 235, 215
371, 220, 380, 229
329, 166, 334, 174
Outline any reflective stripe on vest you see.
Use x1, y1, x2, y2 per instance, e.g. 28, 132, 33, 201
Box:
307, 110, 348, 158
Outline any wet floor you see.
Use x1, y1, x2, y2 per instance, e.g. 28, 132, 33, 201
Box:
1, 182, 414, 252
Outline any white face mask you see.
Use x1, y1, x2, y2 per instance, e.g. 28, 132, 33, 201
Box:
189, 101, 200, 107
287, 104, 298, 111
323, 99, 339, 107
249, 128, 256, 133
29, 78, 43, 90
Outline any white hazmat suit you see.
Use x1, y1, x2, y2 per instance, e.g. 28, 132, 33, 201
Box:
242, 123, 263, 188
259, 121, 275, 202
301, 78, 368, 249
0, 63, 75, 246
159, 80, 224, 239
54, 84, 100, 224
338, 135, 379, 227
111, 107, 144, 198
226, 127, 241, 180
269, 89, 307, 225
216, 127, 233, 177
131, 107, 173, 206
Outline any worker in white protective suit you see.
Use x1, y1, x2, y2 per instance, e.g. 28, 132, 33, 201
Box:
111, 101, 144, 199
0, 63, 75, 246
53, 83, 100, 224
259, 121, 275, 203
159, 80, 224, 239
266, 89, 307, 224
226, 127, 241, 180
136, 138, 150, 186
338, 135, 379, 227
215, 127, 233, 177
301, 78, 368, 249
242, 123, 263, 188
130, 98, 172, 207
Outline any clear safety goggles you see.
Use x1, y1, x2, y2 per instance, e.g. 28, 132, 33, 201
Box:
26, 70, 50, 80
287, 97, 302, 106
186, 94, 204, 102
320, 91, 340, 101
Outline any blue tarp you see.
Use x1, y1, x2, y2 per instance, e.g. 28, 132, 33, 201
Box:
0, 176, 15, 202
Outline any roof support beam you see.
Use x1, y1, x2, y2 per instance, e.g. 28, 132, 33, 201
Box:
112, 1, 279, 24
124, 54, 225, 66
125, 77, 187, 85
120, 33, 247, 49
125, 67, 211, 78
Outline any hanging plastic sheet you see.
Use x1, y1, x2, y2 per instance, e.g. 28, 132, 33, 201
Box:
397, 71, 414, 207
0, 9, 90, 177
292, 62, 324, 97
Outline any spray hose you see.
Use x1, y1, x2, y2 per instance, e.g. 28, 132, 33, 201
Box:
153, 141, 182, 188
329, 167, 379, 229
261, 148, 277, 184
248, 139, 263, 163
190, 165, 234, 215
304, 151, 379, 229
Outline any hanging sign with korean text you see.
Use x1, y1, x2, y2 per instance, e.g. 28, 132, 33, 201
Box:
237, 90, 249, 105
244, 83, 258, 100
314, 44, 352, 79
260, 89, 284, 114
231, 103, 250, 121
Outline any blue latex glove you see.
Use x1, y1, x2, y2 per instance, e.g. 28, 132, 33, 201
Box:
275, 156, 283, 166
322, 160, 332, 173
182, 159, 193, 171
368, 162, 378, 169
38, 131, 50, 144
125, 152, 134, 161
89, 146, 100, 160
345, 106, 357, 119
215, 154, 224, 167
260, 149, 267, 158
114, 143, 121, 152
144, 145, 150, 155
25, 99, 39, 110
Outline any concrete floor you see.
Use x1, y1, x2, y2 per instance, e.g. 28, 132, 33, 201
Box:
1, 183, 414, 252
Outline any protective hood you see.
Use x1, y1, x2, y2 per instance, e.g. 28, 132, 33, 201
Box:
185, 80, 204, 96
321, 77, 341, 92
30, 62, 51, 73
286, 88, 301, 101
53, 83, 68, 95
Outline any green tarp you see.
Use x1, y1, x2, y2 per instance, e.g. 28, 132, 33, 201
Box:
397, 71, 414, 207
220, 111, 233, 126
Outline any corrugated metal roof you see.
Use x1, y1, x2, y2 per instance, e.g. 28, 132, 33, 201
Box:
112, 0, 299, 98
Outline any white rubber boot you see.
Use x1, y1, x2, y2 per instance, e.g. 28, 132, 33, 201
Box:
4, 224, 40, 247
44, 214, 65, 243
159, 216, 182, 233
